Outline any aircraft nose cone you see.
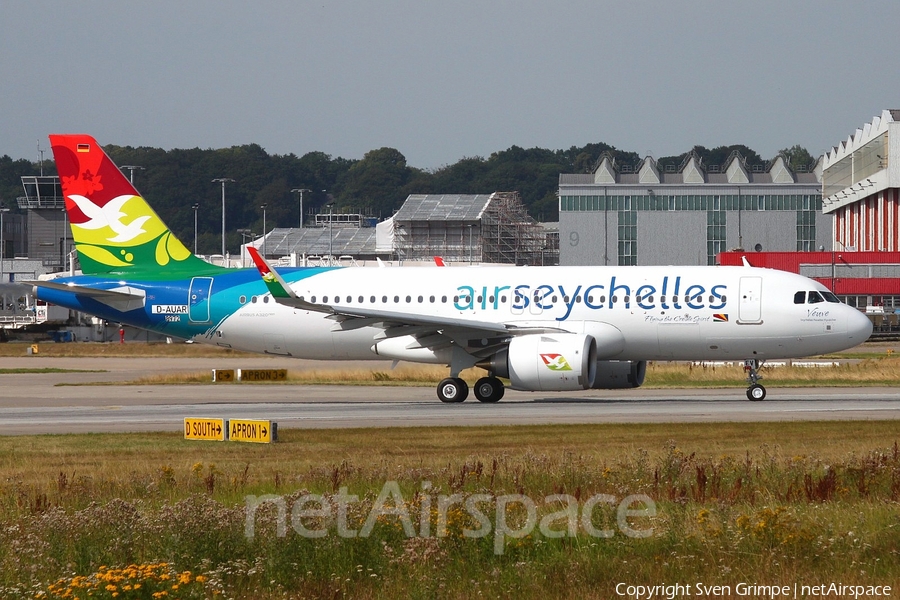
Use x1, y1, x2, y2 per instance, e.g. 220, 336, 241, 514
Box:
847, 307, 873, 342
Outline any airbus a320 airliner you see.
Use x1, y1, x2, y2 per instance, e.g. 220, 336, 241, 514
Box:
31, 135, 872, 402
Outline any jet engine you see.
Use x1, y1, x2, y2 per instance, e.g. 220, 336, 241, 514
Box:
481, 333, 597, 391
591, 360, 646, 389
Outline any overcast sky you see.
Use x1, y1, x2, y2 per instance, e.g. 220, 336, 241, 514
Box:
1, 1, 897, 170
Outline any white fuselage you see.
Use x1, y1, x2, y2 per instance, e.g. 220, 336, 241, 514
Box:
210, 265, 872, 362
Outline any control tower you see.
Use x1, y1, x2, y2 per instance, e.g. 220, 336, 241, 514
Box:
16, 175, 70, 269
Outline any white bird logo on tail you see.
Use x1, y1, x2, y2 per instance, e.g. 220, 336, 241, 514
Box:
68, 194, 152, 243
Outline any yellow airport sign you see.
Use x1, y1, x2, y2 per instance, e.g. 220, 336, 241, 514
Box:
212, 369, 235, 382
237, 369, 287, 382
229, 419, 277, 443
184, 418, 226, 441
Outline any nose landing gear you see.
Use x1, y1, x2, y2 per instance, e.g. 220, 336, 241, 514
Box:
744, 359, 766, 401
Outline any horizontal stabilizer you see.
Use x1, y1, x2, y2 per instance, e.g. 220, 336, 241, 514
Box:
27, 280, 146, 312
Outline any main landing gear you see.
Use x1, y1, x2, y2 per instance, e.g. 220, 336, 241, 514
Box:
474, 376, 504, 403
436, 376, 505, 403
437, 377, 468, 403
744, 359, 766, 401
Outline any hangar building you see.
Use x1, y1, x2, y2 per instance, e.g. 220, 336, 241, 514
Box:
822, 109, 900, 252
558, 151, 826, 266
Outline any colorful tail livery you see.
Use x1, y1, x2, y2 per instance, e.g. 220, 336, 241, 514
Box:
33, 134, 872, 404
50, 135, 216, 276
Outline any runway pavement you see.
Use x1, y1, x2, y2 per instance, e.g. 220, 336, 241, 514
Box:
1, 356, 898, 434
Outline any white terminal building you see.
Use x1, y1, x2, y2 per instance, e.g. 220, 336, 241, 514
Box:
822, 109, 900, 251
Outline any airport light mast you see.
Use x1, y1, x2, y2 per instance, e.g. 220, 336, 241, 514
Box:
212, 178, 234, 259
291, 188, 310, 229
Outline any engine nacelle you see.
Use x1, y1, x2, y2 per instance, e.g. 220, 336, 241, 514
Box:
591, 360, 646, 389
484, 333, 597, 391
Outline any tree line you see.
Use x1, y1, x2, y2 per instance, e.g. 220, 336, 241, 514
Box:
0, 142, 815, 255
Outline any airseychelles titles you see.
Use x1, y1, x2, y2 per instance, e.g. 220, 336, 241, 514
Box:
454, 275, 728, 321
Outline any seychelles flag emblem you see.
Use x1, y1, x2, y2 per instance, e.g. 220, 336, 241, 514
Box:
713, 313, 729, 322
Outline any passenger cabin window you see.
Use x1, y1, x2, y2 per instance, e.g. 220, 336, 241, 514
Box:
808, 291, 824, 304
794, 291, 806, 304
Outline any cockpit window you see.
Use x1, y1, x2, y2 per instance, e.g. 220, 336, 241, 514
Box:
796, 290, 839, 304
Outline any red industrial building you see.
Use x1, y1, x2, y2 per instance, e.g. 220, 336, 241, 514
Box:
717, 250, 900, 313
720, 111, 900, 323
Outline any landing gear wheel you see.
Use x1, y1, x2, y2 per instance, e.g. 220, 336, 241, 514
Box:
747, 383, 766, 401
743, 359, 766, 402
437, 377, 468, 403
474, 377, 505, 403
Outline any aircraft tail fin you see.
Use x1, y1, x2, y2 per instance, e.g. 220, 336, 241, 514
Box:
49, 134, 218, 276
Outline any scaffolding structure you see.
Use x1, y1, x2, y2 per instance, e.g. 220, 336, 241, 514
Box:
480, 192, 553, 265
393, 192, 558, 265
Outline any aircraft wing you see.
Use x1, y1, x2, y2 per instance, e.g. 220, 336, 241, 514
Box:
245, 248, 565, 356
27, 280, 147, 313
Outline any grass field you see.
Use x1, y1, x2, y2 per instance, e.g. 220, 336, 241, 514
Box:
11, 338, 900, 389
12, 343, 900, 388
0, 341, 258, 359
2, 341, 899, 597
114, 357, 900, 388
1, 423, 898, 598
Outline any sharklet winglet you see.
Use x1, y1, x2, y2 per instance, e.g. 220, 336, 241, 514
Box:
246, 247, 292, 297
246, 246, 334, 313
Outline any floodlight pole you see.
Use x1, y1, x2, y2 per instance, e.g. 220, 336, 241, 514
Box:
191, 203, 200, 254
260, 203, 268, 257
0, 208, 9, 282
212, 178, 234, 258
291, 188, 310, 229
121, 165, 144, 185
327, 202, 334, 267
